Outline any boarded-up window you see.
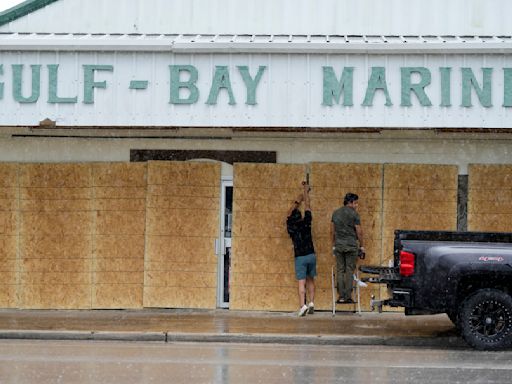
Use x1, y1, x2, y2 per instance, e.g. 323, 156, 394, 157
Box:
91, 163, 146, 309
468, 164, 512, 232
310, 163, 383, 310
0, 164, 19, 308
19, 164, 93, 309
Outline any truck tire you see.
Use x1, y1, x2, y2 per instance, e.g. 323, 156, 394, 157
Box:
459, 289, 512, 350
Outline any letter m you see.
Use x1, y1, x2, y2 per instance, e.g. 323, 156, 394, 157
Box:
322, 66, 354, 106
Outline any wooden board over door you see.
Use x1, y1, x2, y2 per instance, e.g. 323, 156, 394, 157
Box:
144, 161, 220, 309
230, 163, 305, 311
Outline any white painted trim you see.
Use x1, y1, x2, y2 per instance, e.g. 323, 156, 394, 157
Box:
1, 33, 512, 53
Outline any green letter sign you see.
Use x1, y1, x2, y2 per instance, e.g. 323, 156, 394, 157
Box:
400, 67, 432, 107
169, 65, 199, 104
322, 66, 354, 107
12, 64, 41, 103
48, 64, 77, 104
207, 66, 236, 105
83, 65, 113, 104
461, 68, 492, 108
237, 66, 266, 105
362, 67, 392, 106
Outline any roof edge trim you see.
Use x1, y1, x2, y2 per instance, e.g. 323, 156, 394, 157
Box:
0, 0, 60, 27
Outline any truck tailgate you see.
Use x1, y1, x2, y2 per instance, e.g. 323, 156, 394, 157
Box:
359, 265, 401, 283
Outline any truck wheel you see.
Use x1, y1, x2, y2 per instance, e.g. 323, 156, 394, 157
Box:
459, 289, 512, 350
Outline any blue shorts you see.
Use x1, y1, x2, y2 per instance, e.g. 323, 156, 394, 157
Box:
294, 253, 317, 280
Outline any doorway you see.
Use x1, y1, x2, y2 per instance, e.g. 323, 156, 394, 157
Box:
218, 178, 233, 308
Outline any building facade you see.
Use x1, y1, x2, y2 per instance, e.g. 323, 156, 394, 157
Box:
0, 0, 511, 311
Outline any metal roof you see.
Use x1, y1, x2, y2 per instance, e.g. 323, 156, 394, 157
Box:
1, 33, 512, 53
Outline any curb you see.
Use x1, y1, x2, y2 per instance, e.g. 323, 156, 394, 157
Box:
0, 330, 467, 348
166, 332, 467, 348
0, 331, 166, 342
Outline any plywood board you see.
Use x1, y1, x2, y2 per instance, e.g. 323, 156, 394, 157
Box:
382, 164, 458, 260
230, 163, 305, 311
468, 165, 512, 232
20, 164, 91, 188
143, 286, 216, 309
92, 284, 143, 309
19, 163, 93, 309
310, 163, 383, 311
0, 285, 17, 308
91, 163, 146, 309
20, 284, 91, 309
94, 235, 145, 259
0, 164, 19, 309
144, 161, 220, 309
145, 236, 216, 263
20, 235, 92, 259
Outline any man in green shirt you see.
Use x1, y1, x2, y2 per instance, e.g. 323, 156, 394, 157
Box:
331, 193, 365, 304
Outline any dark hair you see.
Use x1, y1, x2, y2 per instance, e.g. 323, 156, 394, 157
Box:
290, 209, 302, 221
343, 193, 359, 206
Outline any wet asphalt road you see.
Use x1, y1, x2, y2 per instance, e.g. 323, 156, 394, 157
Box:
0, 340, 511, 384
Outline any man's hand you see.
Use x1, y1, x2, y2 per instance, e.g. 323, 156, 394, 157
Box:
358, 247, 366, 260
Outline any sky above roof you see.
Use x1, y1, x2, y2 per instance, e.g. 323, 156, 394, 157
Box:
0, 0, 24, 12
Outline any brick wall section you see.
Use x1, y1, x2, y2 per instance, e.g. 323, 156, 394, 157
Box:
230, 163, 305, 311
143, 161, 220, 309
468, 164, 512, 231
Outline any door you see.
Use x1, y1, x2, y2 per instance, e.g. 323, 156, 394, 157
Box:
218, 178, 233, 308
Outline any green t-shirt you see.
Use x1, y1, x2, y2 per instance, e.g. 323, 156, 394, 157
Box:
331, 205, 361, 248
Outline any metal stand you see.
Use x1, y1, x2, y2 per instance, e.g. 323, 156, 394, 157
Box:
332, 265, 363, 316
331, 265, 336, 316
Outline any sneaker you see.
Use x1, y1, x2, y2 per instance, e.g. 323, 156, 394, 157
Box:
307, 302, 314, 314
298, 304, 308, 317
336, 298, 354, 304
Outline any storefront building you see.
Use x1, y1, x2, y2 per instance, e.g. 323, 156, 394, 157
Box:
0, 0, 511, 311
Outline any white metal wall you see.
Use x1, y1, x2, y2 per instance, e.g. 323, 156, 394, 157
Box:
0, 51, 511, 128
1, 0, 510, 36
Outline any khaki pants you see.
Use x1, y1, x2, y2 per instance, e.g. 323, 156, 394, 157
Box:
334, 246, 358, 300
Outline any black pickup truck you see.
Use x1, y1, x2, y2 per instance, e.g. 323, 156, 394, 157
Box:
361, 230, 512, 350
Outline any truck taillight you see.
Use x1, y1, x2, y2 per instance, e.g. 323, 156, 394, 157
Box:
399, 250, 415, 277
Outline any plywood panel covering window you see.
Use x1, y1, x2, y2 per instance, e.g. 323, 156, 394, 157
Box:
468, 165, 512, 232
382, 164, 458, 311
91, 163, 147, 308
0, 164, 19, 308
310, 163, 383, 311
383, 164, 458, 261
230, 163, 305, 311
19, 164, 93, 309
144, 161, 220, 309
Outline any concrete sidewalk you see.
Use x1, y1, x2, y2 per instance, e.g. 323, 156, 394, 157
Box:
0, 308, 466, 348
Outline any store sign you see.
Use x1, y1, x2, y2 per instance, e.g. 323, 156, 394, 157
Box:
0, 53, 511, 128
